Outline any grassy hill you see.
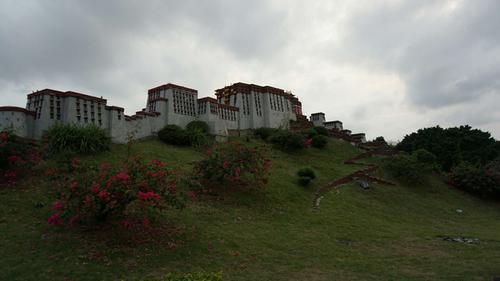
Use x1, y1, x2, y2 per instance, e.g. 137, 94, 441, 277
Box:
1, 138, 500, 280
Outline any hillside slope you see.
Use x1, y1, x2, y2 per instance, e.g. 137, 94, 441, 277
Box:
1, 139, 499, 281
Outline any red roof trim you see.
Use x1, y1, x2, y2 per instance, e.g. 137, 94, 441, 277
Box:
198, 97, 218, 103
148, 83, 197, 94
148, 97, 168, 103
215, 82, 292, 98
0, 106, 36, 116
105, 106, 124, 111
218, 104, 239, 111
136, 111, 157, 117
27, 89, 107, 103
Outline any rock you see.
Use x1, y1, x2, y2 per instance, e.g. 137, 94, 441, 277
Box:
336, 239, 353, 246
439, 236, 479, 244
456, 209, 463, 214
358, 180, 370, 190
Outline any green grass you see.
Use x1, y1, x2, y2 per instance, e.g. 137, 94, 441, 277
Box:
1, 138, 500, 280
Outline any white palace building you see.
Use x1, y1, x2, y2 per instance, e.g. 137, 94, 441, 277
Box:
0, 82, 310, 143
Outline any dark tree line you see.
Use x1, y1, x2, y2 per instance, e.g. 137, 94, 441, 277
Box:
395, 125, 500, 200
396, 125, 500, 171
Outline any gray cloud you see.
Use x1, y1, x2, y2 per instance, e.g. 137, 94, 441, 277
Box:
0, 0, 499, 140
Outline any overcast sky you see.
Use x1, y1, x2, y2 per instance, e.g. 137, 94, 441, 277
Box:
1, 0, 499, 141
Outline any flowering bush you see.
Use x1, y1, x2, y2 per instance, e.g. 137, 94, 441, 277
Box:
48, 157, 182, 228
269, 130, 305, 152
1, 130, 42, 185
311, 135, 328, 149
193, 142, 271, 193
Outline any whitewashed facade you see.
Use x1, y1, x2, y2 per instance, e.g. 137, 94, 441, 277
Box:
0, 82, 303, 143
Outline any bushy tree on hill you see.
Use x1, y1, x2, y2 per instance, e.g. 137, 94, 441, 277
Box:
396, 125, 499, 171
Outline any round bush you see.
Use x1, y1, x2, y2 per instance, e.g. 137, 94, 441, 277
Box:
297, 167, 316, 179
298, 176, 312, 187
312, 135, 328, 148
158, 125, 190, 146
313, 126, 329, 136
186, 121, 210, 134
269, 130, 305, 151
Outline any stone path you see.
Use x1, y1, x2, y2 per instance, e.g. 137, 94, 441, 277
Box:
313, 149, 396, 209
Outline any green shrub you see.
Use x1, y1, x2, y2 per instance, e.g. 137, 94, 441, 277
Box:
450, 163, 500, 199
44, 123, 110, 155
296, 167, 316, 187
311, 135, 328, 148
297, 167, 316, 179
269, 130, 305, 152
413, 148, 438, 170
159, 272, 222, 281
253, 127, 276, 140
158, 125, 190, 146
383, 152, 435, 185
313, 126, 329, 136
301, 128, 318, 138
186, 121, 210, 134
298, 176, 312, 187
186, 129, 210, 147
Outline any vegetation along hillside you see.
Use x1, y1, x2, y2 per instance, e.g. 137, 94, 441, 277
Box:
1, 127, 500, 281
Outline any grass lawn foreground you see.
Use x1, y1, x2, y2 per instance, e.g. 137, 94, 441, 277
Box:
1, 138, 500, 280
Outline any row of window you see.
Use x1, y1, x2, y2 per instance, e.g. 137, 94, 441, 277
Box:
254, 94, 262, 116
28, 95, 43, 120
198, 102, 207, 115
270, 94, 287, 112
49, 95, 61, 120
173, 92, 196, 116
75, 98, 103, 125
219, 108, 237, 121
311, 114, 324, 121
242, 94, 251, 115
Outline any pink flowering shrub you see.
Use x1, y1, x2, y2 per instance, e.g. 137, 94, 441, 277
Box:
48, 157, 182, 227
193, 142, 271, 194
1, 130, 42, 185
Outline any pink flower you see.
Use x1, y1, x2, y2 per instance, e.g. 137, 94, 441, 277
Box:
304, 138, 313, 148
138, 191, 161, 202
48, 213, 63, 225
4, 170, 17, 178
68, 215, 80, 226
115, 171, 130, 182
188, 191, 198, 201
53, 201, 64, 211
143, 217, 150, 227
150, 159, 165, 167
71, 158, 81, 169
8, 155, 21, 163
121, 220, 132, 229
223, 160, 230, 169
0, 132, 8, 142
91, 182, 100, 194
29, 151, 42, 164
98, 190, 110, 200
83, 195, 93, 205
234, 167, 241, 177
70, 180, 79, 190
106, 177, 115, 188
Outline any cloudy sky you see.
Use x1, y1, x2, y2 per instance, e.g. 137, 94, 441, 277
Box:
1, 0, 499, 141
